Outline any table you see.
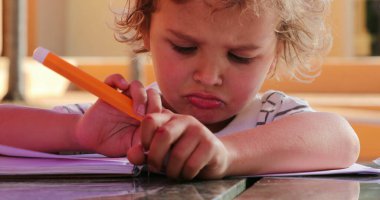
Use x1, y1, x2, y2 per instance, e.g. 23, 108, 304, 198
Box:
237, 176, 380, 200
1, 173, 380, 199
0, 174, 253, 200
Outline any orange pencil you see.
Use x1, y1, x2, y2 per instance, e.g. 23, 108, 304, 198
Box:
33, 47, 143, 121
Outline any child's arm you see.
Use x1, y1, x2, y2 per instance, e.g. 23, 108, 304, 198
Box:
0, 104, 82, 153
220, 111, 360, 176
0, 74, 161, 156
0, 74, 137, 154
0, 101, 140, 155
130, 111, 359, 180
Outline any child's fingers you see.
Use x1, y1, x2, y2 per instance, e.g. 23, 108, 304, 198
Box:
129, 80, 147, 116
162, 108, 173, 114
104, 74, 129, 90
140, 113, 172, 150
181, 140, 214, 180
127, 144, 146, 165
131, 126, 142, 146
146, 88, 162, 114
147, 115, 193, 173
165, 130, 199, 179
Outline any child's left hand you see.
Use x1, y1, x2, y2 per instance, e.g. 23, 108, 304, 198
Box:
128, 110, 230, 180
75, 74, 161, 157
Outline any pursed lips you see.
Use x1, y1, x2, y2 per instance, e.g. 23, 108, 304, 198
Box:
185, 93, 224, 109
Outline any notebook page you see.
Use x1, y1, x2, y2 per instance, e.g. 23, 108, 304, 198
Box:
0, 144, 139, 176
0, 144, 127, 162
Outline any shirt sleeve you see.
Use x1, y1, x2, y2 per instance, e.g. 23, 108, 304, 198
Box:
256, 90, 314, 126
52, 103, 92, 114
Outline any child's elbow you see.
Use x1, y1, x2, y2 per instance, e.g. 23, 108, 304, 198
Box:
344, 129, 360, 167
328, 113, 360, 167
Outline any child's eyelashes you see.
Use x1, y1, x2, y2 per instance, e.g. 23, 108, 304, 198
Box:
227, 52, 254, 64
171, 44, 197, 55
170, 42, 254, 64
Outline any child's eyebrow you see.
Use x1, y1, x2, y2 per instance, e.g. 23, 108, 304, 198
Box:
167, 29, 261, 51
230, 44, 261, 51
167, 29, 202, 43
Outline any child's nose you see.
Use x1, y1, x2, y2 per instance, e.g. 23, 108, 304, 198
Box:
192, 58, 223, 86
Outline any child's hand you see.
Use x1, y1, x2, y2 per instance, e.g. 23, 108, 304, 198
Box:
128, 110, 230, 180
75, 74, 161, 157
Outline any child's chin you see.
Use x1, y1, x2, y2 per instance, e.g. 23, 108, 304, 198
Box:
193, 113, 219, 122
198, 115, 233, 129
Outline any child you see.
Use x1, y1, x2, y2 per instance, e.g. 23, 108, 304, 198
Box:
0, 0, 359, 180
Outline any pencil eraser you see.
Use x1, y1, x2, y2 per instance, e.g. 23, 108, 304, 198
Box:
33, 47, 50, 63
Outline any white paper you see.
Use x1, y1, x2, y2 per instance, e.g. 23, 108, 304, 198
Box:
0, 144, 138, 176
373, 157, 380, 166
254, 163, 380, 177
1, 144, 380, 178
0, 144, 127, 162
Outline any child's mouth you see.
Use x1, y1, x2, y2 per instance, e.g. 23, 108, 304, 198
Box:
186, 95, 223, 109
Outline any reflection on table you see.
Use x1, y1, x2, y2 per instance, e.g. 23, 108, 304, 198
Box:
0, 174, 250, 200
237, 177, 360, 200
238, 175, 380, 200
2, 174, 380, 199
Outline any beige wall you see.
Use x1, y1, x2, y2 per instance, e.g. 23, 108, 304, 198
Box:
354, 0, 371, 56
328, 0, 371, 57
34, 0, 126, 56
35, 0, 66, 55
33, 0, 370, 58
328, 0, 353, 56
65, 0, 127, 56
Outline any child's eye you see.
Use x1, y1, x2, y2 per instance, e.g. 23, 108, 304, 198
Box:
228, 52, 253, 64
172, 44, 197, 55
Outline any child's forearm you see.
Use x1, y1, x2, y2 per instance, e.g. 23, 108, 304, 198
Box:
220, 112, 360, 176
0, 104, 83, 153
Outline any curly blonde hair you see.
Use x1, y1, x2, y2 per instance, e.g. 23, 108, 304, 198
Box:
113, 0, 332, 82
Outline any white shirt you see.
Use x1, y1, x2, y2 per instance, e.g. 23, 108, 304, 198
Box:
215, 90, 314, 136
53, 84, 314, 136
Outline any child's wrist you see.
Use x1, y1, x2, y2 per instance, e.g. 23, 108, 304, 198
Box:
219, 136, 238, 177
70, 115, 91, 152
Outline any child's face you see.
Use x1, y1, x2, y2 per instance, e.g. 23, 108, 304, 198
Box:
145, 1, 279, 130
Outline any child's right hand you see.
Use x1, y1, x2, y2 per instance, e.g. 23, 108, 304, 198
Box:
74, 74, 161, 157
127, 110, 230, 180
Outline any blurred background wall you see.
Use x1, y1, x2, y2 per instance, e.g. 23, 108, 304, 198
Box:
28, 0, 127, 56
23, 0, 375, 58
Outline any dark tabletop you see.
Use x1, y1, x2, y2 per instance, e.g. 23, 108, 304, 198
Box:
0, 174, 253, 200
2, 168, 380, 199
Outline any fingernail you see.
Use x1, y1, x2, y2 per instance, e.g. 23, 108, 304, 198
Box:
137, 104, 145, 116
149, 88, 159, 93
120, 79, 128, 87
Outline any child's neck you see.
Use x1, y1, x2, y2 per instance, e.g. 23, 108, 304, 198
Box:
205, 116, 236, 133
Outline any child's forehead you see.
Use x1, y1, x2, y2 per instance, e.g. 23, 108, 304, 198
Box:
156, 0, 276, 20
156, 0, 279, 25
154, 1, 278, 25
153, 0, 279, 44
161, 0, 272, 14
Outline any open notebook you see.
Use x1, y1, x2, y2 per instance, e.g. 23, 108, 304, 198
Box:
1, 144, 380, 178
0, 144, 141, 177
